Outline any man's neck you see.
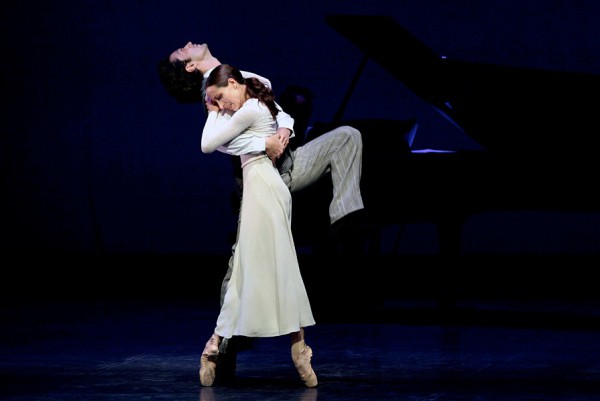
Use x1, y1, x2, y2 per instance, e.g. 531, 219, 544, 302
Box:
198, 57, 221, 75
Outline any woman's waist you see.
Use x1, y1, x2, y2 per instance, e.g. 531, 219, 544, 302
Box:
240, 152, 269, 167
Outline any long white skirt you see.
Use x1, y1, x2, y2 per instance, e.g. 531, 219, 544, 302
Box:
215, 155, 315, 338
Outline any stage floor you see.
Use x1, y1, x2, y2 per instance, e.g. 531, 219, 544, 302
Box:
2, 296, 600, 401
2, 253, 600, 400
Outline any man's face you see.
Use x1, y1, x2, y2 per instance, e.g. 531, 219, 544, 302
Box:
169, 42, 208, 63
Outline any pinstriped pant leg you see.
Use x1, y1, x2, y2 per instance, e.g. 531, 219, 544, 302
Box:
288, 125, 364, 224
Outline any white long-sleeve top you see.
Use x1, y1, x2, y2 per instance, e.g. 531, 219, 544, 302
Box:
201, 98, 278, 155
202, 68, 294, 155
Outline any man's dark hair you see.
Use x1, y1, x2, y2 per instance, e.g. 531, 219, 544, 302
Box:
157, 57, 204, 103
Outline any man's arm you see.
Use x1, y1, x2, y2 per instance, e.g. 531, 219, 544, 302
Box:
240, 71, 272, 90
275, 103, 294, 139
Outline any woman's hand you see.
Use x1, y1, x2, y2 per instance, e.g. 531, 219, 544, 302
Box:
205, 96, 219, 112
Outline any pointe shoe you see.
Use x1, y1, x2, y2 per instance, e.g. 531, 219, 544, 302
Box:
291, 340, 318, 387
199, 334, 220, 386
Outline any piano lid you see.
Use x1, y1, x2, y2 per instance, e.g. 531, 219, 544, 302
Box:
326, 15, 600, 156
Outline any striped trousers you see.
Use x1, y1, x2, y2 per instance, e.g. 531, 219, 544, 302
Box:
281, 125, 364, 224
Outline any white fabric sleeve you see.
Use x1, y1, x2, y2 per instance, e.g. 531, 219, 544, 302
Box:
201, 106, 258, 154
203, 109, 265, 155
240, 70, 272, 89
275, 103, 295, 138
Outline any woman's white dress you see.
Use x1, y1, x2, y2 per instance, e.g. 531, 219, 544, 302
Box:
201, 99, 315, 338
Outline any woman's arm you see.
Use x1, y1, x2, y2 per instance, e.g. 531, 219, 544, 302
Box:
201, 103, 258, 154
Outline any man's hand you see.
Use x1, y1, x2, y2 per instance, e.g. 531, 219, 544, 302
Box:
275, 127, 291, 148
265, 129, 292, 163
265, 134, 286, 163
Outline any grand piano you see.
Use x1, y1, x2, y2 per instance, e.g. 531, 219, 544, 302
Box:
292, 15, 600, 256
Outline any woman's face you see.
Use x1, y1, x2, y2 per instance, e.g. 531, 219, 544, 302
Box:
205, 78, 245, 112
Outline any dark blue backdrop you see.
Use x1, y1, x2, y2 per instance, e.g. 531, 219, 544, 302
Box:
3, 0, 600, 255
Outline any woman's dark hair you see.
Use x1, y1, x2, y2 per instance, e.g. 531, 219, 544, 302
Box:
206, 64, 279, 119
156, 57, 204, 104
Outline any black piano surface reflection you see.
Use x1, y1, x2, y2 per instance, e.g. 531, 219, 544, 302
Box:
294, 15, 600, 256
